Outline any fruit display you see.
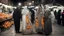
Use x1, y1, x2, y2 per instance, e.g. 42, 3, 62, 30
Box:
0, 12, 13, 28
3, 21, 11, 28
0, 13, 12, 21
2, 21, 14, 28
10, 21, 14, 25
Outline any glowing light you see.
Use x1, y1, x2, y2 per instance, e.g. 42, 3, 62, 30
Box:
28, 3, 31, 5
0, 3, 2, 5
32, 1, 34, 3
18, 3, 21, 6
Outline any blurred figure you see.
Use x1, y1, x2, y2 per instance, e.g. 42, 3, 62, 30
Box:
44, 10, 52, 35
21, 2, 32, 34
54, 10, 57, 20
50, 9, 55, 24
27, 2, 35, 24
62, 10, 64, 26
13, 7, 21, 33
57, 9, 61, 25
28, 7, 35, 24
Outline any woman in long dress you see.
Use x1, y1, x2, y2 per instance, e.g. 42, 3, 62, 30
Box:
21, 5, 32, 34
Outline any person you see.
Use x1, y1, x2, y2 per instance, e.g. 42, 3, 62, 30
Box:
28, 7, 35, 24
62, 10, 64, 26
13, 7, 21, 33
57, 9, 61, 25
44, 9, 52, 35
50, 9, 55, 24
54, 10, 57, 19
27, 3, 35, 24
21, 2, 32, 34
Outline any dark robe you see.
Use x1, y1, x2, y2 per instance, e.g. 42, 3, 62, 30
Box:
54, 10, 57, 19
57, 10, 61, 25
29, 8, 35, 24
62, 12, 64, 26
13, 8, 21, 32
44, 10, 52, 35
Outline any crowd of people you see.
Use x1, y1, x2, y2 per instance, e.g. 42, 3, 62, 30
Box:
50, 8, 64, 26
54, 9, 64, 26
12, 1, 64, 35
13, 2, 36, 33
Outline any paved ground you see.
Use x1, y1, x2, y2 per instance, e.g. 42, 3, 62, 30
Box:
0, 22, 64, 36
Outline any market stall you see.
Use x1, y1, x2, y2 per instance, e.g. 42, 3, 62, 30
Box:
0, 3, 14, 32
0, 12, 14, 32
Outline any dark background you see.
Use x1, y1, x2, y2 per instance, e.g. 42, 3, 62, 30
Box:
10, 0, 64, 6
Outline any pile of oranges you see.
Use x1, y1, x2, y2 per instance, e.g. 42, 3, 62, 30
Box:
0, 13, 12, 20
0, 12, 13, 28
3, 21, 11, 28
2, 21, 14, 28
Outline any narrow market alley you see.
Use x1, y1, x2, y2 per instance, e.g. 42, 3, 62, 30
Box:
0, 0, 64, 36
